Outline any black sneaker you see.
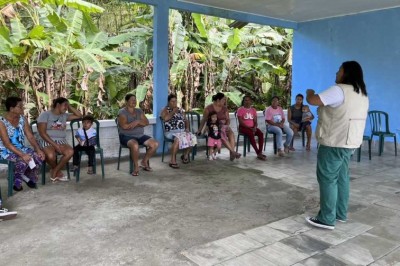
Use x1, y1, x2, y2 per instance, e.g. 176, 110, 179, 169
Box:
305, 216, 334, 230
24, 180, 36, 189
13, 185, 23, 192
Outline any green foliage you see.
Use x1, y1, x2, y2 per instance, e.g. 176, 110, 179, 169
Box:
1, 0, 292, 119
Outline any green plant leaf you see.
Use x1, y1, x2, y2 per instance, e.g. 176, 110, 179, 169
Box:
82, 12, 99, 35
87, 31, 108, 49
42, 0, 104, 13
135, 84, 148, 105
225, 90, 243, 107
73, 49, 105, 73
227, 28, 241, 50
47, 10, 68, 32
66, 10, 83, 44
91, 49, 124, 65
192, 13, 207, 38
10, 18, 27, 43
28, 25, 46, 39
39, 54, 59, 68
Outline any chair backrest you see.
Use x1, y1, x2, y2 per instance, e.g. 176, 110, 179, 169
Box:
368, 110, 391, 134
234, 111, 240, 131
185, 111, 201, 133
30, 120, 41, 142
70, 118, 101, 148
159, 116, 167, 135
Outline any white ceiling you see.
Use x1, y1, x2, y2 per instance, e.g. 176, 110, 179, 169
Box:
179, 0, 400, 22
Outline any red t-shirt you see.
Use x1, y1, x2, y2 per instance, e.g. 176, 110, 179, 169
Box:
237, 107, 257, 128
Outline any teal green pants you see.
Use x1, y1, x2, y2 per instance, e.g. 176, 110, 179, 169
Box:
316, 145, 354, 225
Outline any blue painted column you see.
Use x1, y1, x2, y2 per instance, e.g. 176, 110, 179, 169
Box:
153, 2, 169, 153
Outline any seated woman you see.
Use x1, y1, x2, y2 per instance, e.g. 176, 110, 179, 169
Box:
265, 96, 294, 156
287, 93, 314, 150
161, 94, 194, 168
236, 95, 266, 160
37, 97, 82, 182
198, 92, 241, 161
0, 97, 45, 191
118, 93, 159, 176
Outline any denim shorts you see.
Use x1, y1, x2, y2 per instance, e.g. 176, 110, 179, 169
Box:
119, 134, 152, 146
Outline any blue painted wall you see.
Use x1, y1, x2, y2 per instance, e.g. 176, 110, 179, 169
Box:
292, 8, 400, 136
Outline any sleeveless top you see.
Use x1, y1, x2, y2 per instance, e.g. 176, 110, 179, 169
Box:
205, 104, 228, 124
118, 108, 144, 137
290, 104, 303, 124
163, 107, 185, 132
0, 115, 29, 159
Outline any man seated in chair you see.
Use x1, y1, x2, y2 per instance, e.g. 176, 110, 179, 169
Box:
117, 94, 159, 176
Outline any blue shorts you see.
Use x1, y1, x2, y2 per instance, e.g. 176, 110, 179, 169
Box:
119, 134, 152, 146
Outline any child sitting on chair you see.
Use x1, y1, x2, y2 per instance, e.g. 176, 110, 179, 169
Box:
202, 111, 222, 160
73, 115, 96, 174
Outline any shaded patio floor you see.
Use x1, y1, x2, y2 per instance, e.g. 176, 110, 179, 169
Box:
1, 139, 399, 265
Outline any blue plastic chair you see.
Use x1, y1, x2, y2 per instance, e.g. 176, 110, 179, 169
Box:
368, 111, 397, 156
357, 135, 372, 162
185, 111, 207, 159
0, 159, 15, 197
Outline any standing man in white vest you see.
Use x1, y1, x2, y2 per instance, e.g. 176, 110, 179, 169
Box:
305, 61, 369, 230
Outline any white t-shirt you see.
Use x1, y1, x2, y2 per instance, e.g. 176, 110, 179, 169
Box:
318, 85, 344, 108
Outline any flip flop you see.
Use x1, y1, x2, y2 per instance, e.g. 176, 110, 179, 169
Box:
257, 154, 267, 161
140, 165, 153, 171
131, 170, 139, 176
180, 155, 189, 164
169, 163, 180, 169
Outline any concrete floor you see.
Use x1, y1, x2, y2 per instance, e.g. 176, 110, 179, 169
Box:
0, 139, 399, 266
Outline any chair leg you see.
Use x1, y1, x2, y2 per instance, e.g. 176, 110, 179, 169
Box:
247, 138, 250, 152
7, 162, 14, 197
117, 146, 122, 170
100, 152, 105, 180
42, 163, 46, 185
368, 140, 371, 160
379, 136, 383, 156
93, 154, 97, 175
394, 136, 397, 156
76, 165, 80, 183
129, 149, 133, 174
162, 141, 166, 162
236, 136, 240, 153
243, 136, 247, 157
302, 130, 306, 147
264, 132, 268, 151
191, 145, 196, 161
66, 162, 70, 179
357, 145, 361, 162
273, 134, 277, 154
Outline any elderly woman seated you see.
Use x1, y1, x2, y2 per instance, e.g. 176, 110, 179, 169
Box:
265, 96, 294, 156
0, 97, 45, 191
161, 94, 195, 169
